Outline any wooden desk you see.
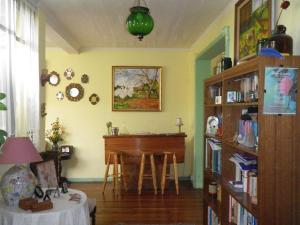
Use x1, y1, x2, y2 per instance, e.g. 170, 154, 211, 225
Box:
103, 133, 187, 190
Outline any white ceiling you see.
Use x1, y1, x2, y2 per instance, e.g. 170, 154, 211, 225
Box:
35, 0, 233, 53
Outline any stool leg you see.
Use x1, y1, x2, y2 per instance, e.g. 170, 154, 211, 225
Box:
173, 153, 179, 195
138, 153, 145, 195
120, 154, 128, 192
113, 154, 119, 193
150, 154, 158, 195
161, 153, 168, 195
102, 153, 111, 193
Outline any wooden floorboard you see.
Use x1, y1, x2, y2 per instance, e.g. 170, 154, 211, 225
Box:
70, 181, 203, 225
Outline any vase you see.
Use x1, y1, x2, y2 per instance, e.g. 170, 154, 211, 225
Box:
269, 25, 293, 55
52, 142, 59, 151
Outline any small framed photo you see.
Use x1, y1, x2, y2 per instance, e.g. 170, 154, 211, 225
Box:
227, 91, 237, 103
61, 182, 68, 193
60, 145, 71, 153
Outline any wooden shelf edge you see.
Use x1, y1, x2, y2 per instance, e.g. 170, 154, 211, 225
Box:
203, 192, 221, 218
205, 134, 223, 142
223, 102, 259, 107
205, 103, 223, 107
223, 180, 258, 218
222, 140, 258, 157
204, 169, 222, 183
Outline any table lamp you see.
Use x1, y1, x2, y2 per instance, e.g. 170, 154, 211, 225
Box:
176, 117, 184, 133
0, 137, 42, 206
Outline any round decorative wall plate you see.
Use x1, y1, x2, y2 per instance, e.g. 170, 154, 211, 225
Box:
49, 71, 60, 86
89, 93, 100, 105
65, 83, 84, 102
81, 74, 89, 83
56, 91, 64, 101
64, 68, 74, 80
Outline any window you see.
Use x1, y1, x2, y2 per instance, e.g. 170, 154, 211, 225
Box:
0, 0, 40, 146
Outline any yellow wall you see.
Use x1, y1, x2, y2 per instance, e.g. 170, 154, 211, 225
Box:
45, 49, 194, 180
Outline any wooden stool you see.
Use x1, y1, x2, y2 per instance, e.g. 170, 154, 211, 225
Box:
138, 151, 158, 195
102, 151, 128, 193
161, 152, 179, 195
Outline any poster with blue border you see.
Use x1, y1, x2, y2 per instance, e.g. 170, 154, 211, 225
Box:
263, 67, 298, 114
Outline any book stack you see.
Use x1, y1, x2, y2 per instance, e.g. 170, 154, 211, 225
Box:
229, 153, 257, 202
229, 196, 257, 225
205, 138, 222, 174
208, 206, 220, 225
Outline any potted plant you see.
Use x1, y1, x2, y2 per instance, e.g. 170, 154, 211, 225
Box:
45, 118, 64, 151
0, 93, 7, 148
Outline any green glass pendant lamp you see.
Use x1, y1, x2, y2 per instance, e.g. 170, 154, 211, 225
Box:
126, 0, 154, 41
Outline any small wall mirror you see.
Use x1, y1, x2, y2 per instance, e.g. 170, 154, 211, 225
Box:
64, 68, 74, 80
56, 91, 64, 101
49, 71, 60, 86
65, 83, 84, 102
89, 93, 99, 105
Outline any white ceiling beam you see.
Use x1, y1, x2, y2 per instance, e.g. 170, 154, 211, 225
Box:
38, 2, 80, 54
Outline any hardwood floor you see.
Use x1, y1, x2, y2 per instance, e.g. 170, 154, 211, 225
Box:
70, 181, 203, 225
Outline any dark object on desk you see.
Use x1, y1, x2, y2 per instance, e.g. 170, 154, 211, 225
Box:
34, 185, 44, 198
269, 25, 293, 56
223, 57, 232, 70
60, 145, 74, 160
43, 191, 51, 201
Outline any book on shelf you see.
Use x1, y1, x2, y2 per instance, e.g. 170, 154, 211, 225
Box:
229, 153, 257, 203
205, 138, 222, 174
229, 195, 257, 225
208, 206, 221, 225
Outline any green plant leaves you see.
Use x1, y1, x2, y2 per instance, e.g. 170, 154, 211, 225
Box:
0, 93, 7, 110
0, 93, 6, 100
0, 129, 7, 147
0, 102, 7, 110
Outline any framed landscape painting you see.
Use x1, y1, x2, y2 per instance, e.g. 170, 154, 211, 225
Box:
234, 0, 273, 64
112, 66, 162, 111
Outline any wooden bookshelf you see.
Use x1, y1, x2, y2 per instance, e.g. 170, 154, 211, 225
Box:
203, 56, 300, 225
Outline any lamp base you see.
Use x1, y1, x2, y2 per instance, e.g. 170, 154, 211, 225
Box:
0, 165, 37, 206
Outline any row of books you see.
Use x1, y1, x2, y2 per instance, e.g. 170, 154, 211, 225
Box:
209, 86, 222, 102
227, 74, 258, 103
229, 153, 257, 204
229, 196, 257, 225
205, 138, 222, 174
207, 206, 220, 225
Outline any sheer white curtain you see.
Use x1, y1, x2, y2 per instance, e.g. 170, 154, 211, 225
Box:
0, 0, 40, 146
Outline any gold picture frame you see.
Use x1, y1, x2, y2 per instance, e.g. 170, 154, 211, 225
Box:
112, 66, 162, 112
234, 0, 274, 64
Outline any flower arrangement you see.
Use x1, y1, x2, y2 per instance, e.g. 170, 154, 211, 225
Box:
275, 0, 290, 27
45, 118, 63, 145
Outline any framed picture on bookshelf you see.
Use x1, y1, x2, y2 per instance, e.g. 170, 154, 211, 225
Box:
263, 67, 298, 114
234, 0, 274, 64
112, 66, 162, 111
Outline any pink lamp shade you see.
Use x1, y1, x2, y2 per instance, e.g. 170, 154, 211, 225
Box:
0, 137, 42, 164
